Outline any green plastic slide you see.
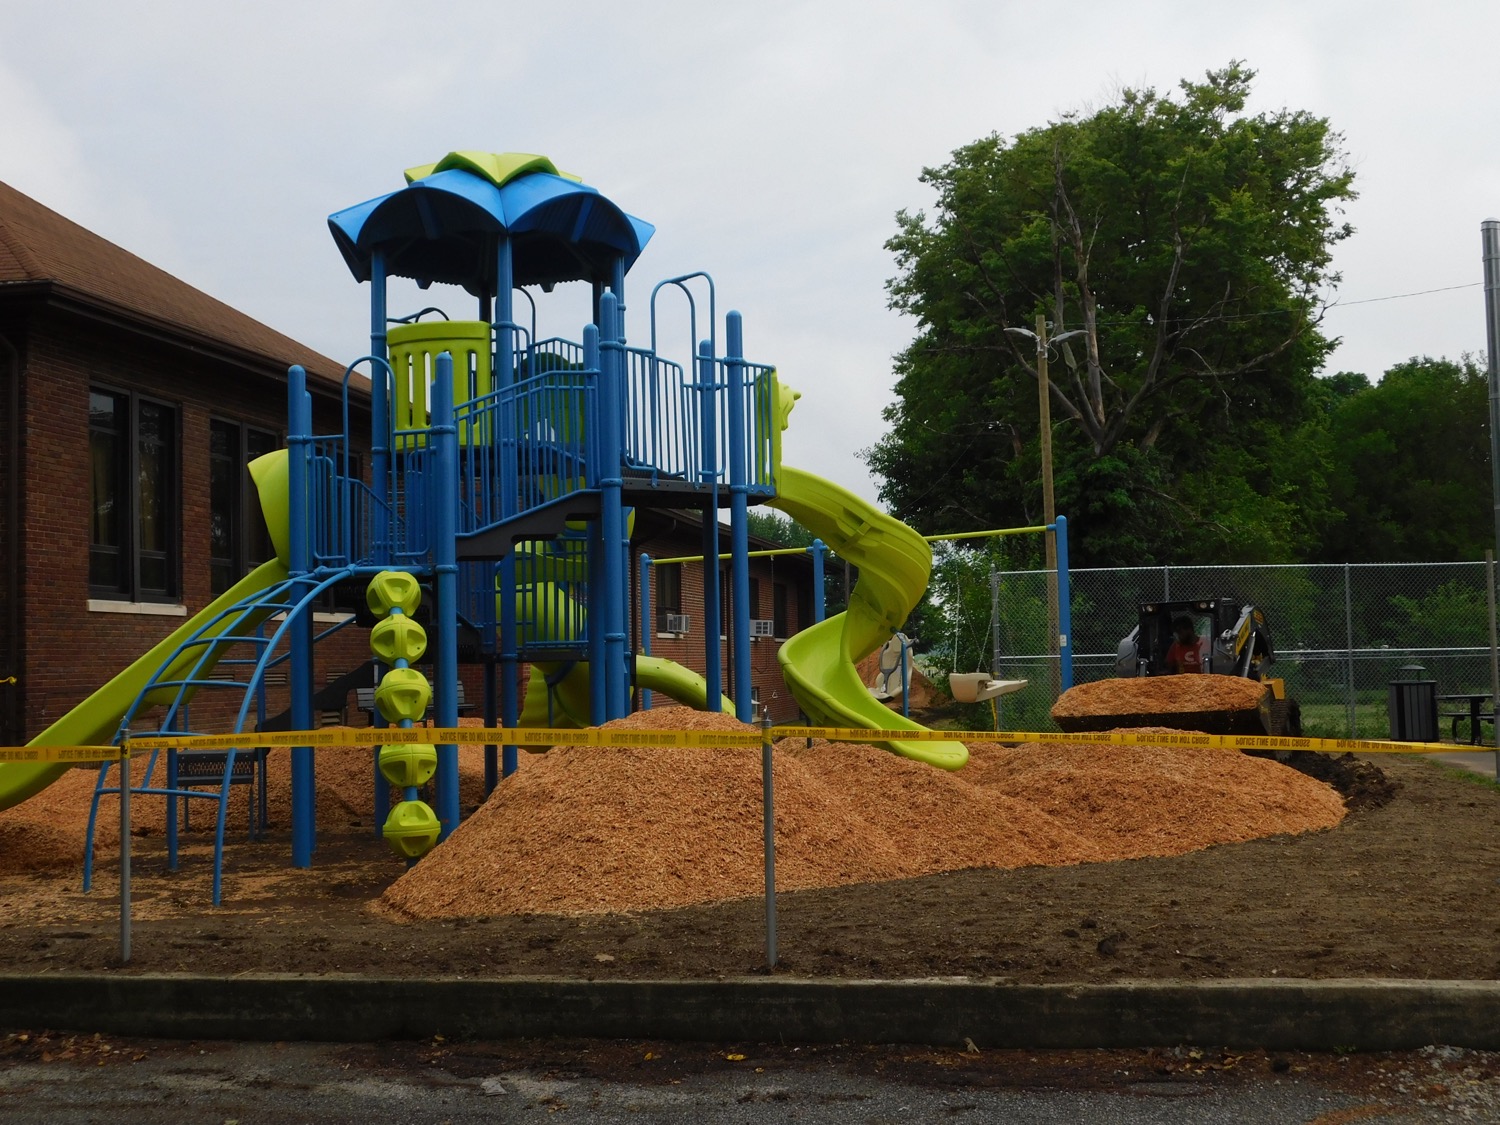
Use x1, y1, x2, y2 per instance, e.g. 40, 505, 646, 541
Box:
0, 556, 292, 811
768, 466, 968, 770
0, 448, 297, 811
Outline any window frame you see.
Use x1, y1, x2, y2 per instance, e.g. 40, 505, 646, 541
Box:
209, 417, 282, 597
89, 385, 180, 603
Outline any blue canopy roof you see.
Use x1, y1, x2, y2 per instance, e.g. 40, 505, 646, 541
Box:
328, 155, 655, 293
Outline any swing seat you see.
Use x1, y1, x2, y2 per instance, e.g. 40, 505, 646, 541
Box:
949, 673, 1028, 704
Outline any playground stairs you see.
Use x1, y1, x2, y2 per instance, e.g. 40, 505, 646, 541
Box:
82, 568, 369, 905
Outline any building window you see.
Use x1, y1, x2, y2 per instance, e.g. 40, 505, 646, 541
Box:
774, 581, 788, 637
90, 389, 178, 601
748, 576, 761, 621
210, 420, 280, 595
655, 562, 682, 613
653, 561, 682, 633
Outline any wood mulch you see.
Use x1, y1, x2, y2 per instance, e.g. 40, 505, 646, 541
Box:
1052, 675, 1268, 718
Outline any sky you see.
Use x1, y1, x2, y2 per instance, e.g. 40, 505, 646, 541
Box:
3, 0, 1498, 505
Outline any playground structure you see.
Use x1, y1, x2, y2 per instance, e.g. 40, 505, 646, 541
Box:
0, 151, 1068, 901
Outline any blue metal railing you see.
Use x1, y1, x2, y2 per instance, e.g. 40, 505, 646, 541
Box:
453, 366, 597, 539
351, 321, 776, 562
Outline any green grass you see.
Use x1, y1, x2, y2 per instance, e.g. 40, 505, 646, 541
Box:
1424, 758, 1500, 793
1296, 699, 1393, 740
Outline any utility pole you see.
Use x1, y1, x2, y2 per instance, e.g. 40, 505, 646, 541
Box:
1482, 220, 1500, 759
1005, 316, 1083, 697
1035, 313, 1060, 693
1484, 221, 1500, 601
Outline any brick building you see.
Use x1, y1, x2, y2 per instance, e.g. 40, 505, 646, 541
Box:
0, 181, 820, 743
633, 509, 819, 724
0, 179, 367, 746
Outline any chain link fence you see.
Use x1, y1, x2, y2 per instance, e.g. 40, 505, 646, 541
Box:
985, 562, 1498, 738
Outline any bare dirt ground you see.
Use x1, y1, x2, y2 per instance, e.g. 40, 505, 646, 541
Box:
2, 719, 1497, 983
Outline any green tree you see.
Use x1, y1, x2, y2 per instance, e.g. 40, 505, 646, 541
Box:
867, 63, 1355, 566
1315, 356, 1493, 562
1382, 580, 1489, 647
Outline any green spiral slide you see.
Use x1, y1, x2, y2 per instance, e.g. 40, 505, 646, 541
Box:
762, 375, 967, 769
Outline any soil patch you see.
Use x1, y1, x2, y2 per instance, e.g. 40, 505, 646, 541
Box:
1, 714, 1496, 983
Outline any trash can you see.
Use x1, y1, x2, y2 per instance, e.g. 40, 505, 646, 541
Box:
1388, 665, 1438, 742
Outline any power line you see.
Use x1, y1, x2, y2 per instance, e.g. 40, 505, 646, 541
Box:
1328, 282, 1482, 308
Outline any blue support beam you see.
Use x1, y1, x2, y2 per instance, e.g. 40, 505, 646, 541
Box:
287, 366, 316, 868
809, 539, 827, 624
697, 340, 722, 710
430, 354, 462, 837
598, 293, 629, 720
639, 554, 654, 711
1055, 514, 1073, 691
495, 237, 520, 778
726, 312, 752, 722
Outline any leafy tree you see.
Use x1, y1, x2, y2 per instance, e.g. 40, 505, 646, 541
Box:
1382, 580, 1490, 648
867, 63, 1355, 566
1315, 356, 1494, 562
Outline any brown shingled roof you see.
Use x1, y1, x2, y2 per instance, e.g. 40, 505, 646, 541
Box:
0, 178, 350, 391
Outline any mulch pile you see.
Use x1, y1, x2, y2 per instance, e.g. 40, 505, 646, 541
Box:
2, 707, 1350, 919
1052, 675, 1268, 720
374, 707, 1346, 921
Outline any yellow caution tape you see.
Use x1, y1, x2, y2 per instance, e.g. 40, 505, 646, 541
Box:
121, 727, 765, 751
0, 745, 126, 764
4, 728, 1479, 759
792, 727, 1472, 755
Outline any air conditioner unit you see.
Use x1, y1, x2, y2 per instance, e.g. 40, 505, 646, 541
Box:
750, 619, 776, 638
662, 613, 691, 634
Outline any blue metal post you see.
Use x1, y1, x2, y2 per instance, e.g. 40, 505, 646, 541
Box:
583, 325, 607, 724
608, 266, 634, 717
726, 312, 752, 722
494, 237, 520, 777
610, 257, 627, 341
368, 250, 392, 827
369, 249, 390, 562
639, 554, 653, 711
809, 539, 827, 624
430, 354, 461, 837
598, 293, 628, 720
697, 341, 722, 710
287, 367, 315, 868
483, 658, 498, 794
1055, 514, 1073, 691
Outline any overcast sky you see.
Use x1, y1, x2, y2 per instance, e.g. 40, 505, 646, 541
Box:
3, 0, 1497, 505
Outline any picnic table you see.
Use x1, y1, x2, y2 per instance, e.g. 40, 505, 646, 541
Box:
1437, 692, 1495, 745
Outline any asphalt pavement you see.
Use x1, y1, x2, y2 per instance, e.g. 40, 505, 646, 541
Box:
5, 1037, 1500, 1124
1423, 749, 1500, 780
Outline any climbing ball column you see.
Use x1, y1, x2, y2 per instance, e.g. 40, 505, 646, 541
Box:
367, 571, 441, 859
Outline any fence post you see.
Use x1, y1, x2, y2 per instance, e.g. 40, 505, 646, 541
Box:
1345, 562, 1356, 736
1488, 552, 1499, 772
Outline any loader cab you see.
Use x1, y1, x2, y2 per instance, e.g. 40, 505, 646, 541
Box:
1116, 598, 1242, 677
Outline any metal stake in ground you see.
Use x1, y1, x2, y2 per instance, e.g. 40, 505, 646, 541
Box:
119, 737, 131, 965
761, 706, 777, 970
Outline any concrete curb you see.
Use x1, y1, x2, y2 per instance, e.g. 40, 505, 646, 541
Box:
4, 975, 1499, 1050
